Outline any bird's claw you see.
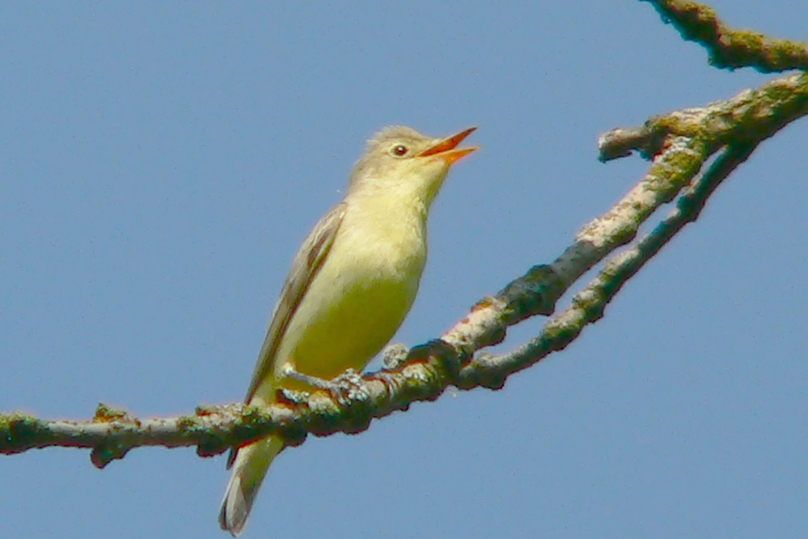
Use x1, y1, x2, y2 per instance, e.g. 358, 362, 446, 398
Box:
325, 368, 369, 406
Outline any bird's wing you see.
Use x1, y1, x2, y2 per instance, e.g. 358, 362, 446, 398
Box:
243, 202, 348, 402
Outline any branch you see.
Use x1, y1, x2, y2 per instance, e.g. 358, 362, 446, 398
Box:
2, 4, 808, 470
598, 72, 808, 162
642, 0, 808, 72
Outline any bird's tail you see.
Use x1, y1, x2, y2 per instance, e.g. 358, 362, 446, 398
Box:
219, 435, 284, 536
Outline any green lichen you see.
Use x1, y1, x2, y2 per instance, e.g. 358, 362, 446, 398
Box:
0, 412, 47, 453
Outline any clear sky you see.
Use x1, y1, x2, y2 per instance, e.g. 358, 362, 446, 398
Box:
2, 2, 807, 538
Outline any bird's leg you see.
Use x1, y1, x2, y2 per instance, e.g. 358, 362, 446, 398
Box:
279, 364, 369, 406
279, 363, 335, 390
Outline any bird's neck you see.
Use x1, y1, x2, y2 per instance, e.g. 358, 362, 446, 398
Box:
346, 183, 430, 226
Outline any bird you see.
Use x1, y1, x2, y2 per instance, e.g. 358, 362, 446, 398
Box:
219, 125, 478, 536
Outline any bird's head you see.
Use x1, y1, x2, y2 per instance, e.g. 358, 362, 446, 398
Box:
347, 125, 478, 208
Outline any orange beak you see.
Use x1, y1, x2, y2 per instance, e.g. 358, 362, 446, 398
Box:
418, 126, 478, 165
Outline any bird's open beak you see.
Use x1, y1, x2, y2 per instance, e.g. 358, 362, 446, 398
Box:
418, 127, 478, 165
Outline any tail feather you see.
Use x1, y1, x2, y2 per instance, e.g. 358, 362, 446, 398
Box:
219, 436, 284, 536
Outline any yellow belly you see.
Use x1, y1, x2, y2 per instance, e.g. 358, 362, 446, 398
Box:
286, 275, 415, 381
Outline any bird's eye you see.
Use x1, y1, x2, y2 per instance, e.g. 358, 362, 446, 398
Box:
391, 144, 409, 157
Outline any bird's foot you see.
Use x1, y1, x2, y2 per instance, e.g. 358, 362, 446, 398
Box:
325, 368, 370, 406
280, 366, 369, 407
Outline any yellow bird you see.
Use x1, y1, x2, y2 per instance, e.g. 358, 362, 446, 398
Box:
219, 125, 478, 535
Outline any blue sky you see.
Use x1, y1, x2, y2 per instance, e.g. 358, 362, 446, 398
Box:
1, 2, 807, 538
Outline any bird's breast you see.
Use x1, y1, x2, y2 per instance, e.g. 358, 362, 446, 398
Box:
273, 203, 428, 383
